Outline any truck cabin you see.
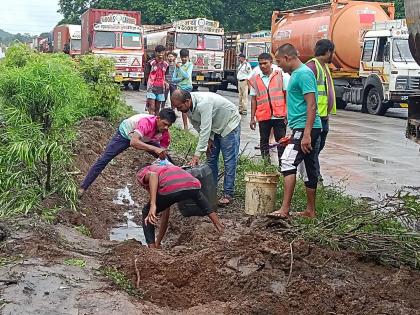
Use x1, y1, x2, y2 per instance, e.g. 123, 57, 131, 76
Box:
92, 30, 142, 51
174, 32, 223, 52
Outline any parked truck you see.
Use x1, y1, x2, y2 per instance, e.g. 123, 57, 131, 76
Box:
144, 18, 224, 92
81, 9, 144, 90
53, 24, 81, 57
404, 0, 420, 144
222, 30, 271, 89
271, 0, 420, 115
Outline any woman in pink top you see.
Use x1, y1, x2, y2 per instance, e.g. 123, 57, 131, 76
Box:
137, 163, 224, 248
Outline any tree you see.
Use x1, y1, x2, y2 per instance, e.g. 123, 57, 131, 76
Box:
58, 0, 98, 24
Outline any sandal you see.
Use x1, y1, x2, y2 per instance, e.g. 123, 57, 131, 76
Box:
218, 196, 232, 207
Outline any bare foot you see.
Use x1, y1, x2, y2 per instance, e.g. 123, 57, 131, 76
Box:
78, 188, 85, 198
267, 208, 290, 219
296, 210, 316, 218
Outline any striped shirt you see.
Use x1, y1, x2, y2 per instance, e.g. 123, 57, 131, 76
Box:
137, 165, 201, 195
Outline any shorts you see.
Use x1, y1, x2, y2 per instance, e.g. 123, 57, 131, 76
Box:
146, 92, 165, 102
141, 189, 213, 244
281, 128, 321, 189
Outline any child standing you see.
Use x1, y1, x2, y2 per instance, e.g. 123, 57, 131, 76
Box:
164, 52, 177, 108
172, 48, 193, 130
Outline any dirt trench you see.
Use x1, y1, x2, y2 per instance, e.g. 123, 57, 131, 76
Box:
1, 117, 420, 315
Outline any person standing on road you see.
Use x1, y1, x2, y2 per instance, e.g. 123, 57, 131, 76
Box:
306, 39, 336, 180
172, 48, 193, 130
249, 53, 289, 166
145, 45, 169, 116
171, 90, 241, 207
270, 44, 322, 218
137, 161, 224, 248
164, 51, 177, 109
78, 109, 177, 197
236, 53, 252, 115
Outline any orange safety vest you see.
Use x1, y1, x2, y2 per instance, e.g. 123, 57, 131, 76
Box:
248, 70, 287, 122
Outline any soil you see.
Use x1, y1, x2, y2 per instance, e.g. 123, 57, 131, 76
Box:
1, 117, 419, 315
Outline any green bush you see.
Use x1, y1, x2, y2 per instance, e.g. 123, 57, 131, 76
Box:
2, 43, 34, 68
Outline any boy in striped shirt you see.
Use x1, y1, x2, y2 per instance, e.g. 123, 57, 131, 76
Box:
137, 163, 224, 248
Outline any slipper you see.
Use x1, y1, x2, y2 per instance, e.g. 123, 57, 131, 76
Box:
218, 196, 232, 207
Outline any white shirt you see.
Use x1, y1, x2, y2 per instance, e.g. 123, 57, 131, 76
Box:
237, 61, 252, 81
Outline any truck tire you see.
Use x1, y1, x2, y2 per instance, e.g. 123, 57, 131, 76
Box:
131, 82, 140, 91
365, 87, 387, 115
193, 85, 199, 91
220, 81, 229, 91
208, 85, 218, 93
336, 98, 347, 110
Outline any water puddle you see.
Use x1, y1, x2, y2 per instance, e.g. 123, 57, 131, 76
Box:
109, 186, 146, 245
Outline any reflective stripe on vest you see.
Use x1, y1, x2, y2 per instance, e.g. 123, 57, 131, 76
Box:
307, 58, 336, 117
249, 71, 287, 122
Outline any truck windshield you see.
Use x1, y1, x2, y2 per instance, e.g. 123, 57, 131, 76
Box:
204, 35, 223, 51
247, 43, 266, 57
392, 39, 415, 62
176, 33, 198, 49
71, 39, 81, 51
94, 31, 115, 49
122, 32, 142, 48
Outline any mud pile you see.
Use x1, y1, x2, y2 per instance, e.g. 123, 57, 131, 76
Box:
1, 117, 419, 315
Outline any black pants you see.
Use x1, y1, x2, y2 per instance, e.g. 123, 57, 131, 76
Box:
258, 119, 287, 165
142, 189, 212, 244
320, 117, 329, 153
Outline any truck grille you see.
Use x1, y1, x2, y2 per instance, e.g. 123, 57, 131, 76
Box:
396, 76, 420, 90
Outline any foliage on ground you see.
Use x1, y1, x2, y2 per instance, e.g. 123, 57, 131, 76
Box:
169, 126, 420, 269
102, 266, 141, 297
64, 258, 87, 268
0, 43, 132, 217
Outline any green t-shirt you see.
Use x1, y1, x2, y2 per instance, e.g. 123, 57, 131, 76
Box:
286, 64, 322, 130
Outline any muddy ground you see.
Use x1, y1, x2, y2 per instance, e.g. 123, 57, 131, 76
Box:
1, 117, 419, 315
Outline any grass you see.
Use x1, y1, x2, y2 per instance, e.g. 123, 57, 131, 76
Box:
75, 225, 92, 237
102, 266, 141, 297
64, 258, 86, 268
0, 255, 23, 266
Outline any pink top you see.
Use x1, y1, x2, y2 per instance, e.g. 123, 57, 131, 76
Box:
118, 114, 170, 148
137, 165, 201, 195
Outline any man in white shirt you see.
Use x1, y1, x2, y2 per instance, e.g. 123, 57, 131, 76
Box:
236, 53, 252, 115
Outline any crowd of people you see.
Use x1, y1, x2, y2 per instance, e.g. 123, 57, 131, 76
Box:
78, 39, 336, 247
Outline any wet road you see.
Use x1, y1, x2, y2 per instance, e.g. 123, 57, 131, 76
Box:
124, 88, 420, 199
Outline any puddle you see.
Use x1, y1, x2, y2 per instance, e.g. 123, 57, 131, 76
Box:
110, 186, 146, 245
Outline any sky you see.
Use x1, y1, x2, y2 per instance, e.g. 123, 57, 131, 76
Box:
0, 0, 63, 35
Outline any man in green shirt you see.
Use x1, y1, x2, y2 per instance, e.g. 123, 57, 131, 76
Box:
271, 43, 322, 218
171, 90, 241, 206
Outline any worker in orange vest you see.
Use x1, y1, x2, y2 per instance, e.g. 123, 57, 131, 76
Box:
249, 53, 289, 166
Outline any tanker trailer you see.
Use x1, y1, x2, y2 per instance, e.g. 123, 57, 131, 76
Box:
272, 0, 420, 115
405, 0, 420, 144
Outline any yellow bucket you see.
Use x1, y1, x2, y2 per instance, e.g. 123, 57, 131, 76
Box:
244, 172, 279, 215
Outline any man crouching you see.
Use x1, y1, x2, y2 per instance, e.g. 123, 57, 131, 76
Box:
137, 162, 224, 248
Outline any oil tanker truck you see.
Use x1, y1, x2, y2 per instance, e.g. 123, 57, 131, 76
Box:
404, 0, 420, 144
271, 0, 420, 116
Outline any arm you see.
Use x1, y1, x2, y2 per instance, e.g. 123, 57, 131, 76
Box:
145, 172, 159, 225
191, 105, 213, 165
301, 92, 317, 154
172, 67, 182, 83
130, 132, 166, 158
250, 96, 257, 130
155, 208, 170, 247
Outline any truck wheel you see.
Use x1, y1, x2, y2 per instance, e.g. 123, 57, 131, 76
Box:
336, 98, 347, 110
220, 81, 229, 91
123, 82, 130, 91
365, 87, 387, 115
208, 85, 218, 93
193, 85, 199, 91
131, 82, 140, 91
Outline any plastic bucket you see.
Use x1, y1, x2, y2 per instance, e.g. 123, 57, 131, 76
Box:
244, 172, 279, 215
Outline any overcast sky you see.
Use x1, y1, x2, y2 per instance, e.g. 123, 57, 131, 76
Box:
0, 0, 63, 35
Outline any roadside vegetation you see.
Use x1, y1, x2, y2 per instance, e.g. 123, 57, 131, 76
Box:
0, 43, 130, 217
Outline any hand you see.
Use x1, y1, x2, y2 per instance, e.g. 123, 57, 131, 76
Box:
250, 118, 256, 130
145, 204, 158, 226
189, 155, 200, 166
206, 139, 214, 155
154, 147, 167, 159
176, 63, 181, 68
301, 134, 312, 154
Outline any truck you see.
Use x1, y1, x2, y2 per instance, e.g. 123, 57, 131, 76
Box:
144, 18, 224, 92
53, 24, 81, 57
81, 9, 144, 90
271, 0, 420, 115
404, 0, 420, 144
222, 30, 271, 90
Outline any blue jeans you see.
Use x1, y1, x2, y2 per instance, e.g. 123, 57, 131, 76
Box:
207, 125, 241, 198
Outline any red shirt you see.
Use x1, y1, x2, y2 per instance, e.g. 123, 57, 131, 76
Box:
137, 165, 201, 195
